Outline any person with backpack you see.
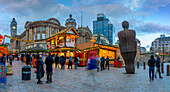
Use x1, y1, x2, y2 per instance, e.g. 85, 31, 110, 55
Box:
155, 56, 163, 79
68, 56, 73, 69
87, 51, 98, 84
100, 56, 105, 71
148, 55, 156, 81
60, 55, 66, 69
54, 54, 59, 69
36, 55, 44, 84
105, 56, 110, 70
45, 52, 54, 83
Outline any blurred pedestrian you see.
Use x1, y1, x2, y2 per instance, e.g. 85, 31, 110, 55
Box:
36, 55, 44, 84
148, 55, 156, 81
54, 54, 59, 69
155, 56, 163, 79
26, 54, 30, 66
74, 55, 80, 69
60, 55, 66, 69
45, 52, 54, 83
1, 54, 6, 64
100, 56, 105, 71
9, 55, 13, 66
105, 56, 110, 70
96, 55, 101, 72
86, 51, 97, 84
68, 56, 73, 69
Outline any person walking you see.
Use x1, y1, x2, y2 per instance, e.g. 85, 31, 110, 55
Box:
60, 55, 66, 69
148, 55, 156, 81
54, 54, 59, 69
36, 55, 44, 84
74, 55, 80, 69
68, 56, 73, 69
86, 51, 98, 85
100, 56, 105, 71
26, 54, 31, 66
9, 55, 13, 66
1, 54, 6, 64
155, 56, 163, 79
96, 55, 101, 72
45, 52, 54, 83
105, 56, 110, 70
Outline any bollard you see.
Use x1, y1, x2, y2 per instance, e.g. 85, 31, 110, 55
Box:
143, 62, 145, 70
167, 65, 169, 76
161, 63, 164, 73
137, 62, 139, 69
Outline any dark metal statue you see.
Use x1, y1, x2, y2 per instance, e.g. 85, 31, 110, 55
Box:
118, 21, 137, 74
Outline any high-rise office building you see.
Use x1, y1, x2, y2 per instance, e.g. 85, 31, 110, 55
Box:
93, 13, 115, 44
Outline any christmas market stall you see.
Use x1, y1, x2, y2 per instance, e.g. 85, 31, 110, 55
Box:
77, 42, 119, 66
46, 27, 79, 64
0, 34, 8, 57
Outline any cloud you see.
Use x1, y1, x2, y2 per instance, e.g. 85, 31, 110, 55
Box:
135, 22, 170, 35
0, 0, 70, 35
143, 0, 170, 11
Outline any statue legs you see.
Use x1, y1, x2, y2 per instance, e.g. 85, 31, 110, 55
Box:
121, 51, 136, 74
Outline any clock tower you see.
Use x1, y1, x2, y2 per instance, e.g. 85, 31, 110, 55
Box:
10, 18, 17, 37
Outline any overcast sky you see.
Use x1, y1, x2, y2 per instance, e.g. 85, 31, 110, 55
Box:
0, 0, 170, 50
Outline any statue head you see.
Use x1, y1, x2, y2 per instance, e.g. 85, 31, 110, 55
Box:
122, 21, 129, 30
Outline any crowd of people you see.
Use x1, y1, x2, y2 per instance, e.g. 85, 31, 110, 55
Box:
0, 52, 165, 85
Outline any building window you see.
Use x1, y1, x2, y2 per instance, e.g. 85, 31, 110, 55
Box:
42, 33, 45, 39
42, 27, 45, 32
37, 34, 40, 40
37, 27, 40, 32
33, 35, 35, 40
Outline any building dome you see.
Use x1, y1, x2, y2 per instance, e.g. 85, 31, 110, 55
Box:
66, 14, 76, 23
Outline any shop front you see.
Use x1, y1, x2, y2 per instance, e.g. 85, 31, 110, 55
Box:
46, 27, 79, 64
76, 43, 119, 66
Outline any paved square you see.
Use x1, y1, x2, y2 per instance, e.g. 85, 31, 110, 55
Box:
0, 61, 170, 92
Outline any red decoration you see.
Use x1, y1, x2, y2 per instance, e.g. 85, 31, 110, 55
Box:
46, 44, 49, 49
0, 34, 3, 44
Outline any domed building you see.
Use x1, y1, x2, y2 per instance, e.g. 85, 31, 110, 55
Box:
10, 18, 66, 51
65, 14, 76, 29
65, 14, 92, 44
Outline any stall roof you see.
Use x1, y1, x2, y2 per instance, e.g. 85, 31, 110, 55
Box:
46, 27, 79, 41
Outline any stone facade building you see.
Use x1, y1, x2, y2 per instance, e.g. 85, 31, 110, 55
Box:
10, 14, 92, 51
151, 34, 170, 55
77, 26, 92, 44
92, 34, 110, 45
10, 18, 66, 51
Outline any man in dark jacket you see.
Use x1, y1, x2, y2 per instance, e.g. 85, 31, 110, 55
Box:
105, 56, 110, 70
55, 54, 59, 69
45, 52, 54, 83
1, 54, 6, 64
148, 55, 156, 81
60, 55, 66, 69
100, 56, 105, 71
155, 56, 163, 78
26, 54, 30, 66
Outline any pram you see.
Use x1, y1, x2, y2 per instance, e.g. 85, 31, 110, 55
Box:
0, 62, 7, 91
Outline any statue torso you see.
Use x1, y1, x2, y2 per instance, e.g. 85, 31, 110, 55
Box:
118, 29, 137, 53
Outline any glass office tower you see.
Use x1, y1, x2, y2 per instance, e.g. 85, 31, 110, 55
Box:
93, 13, 115, 44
